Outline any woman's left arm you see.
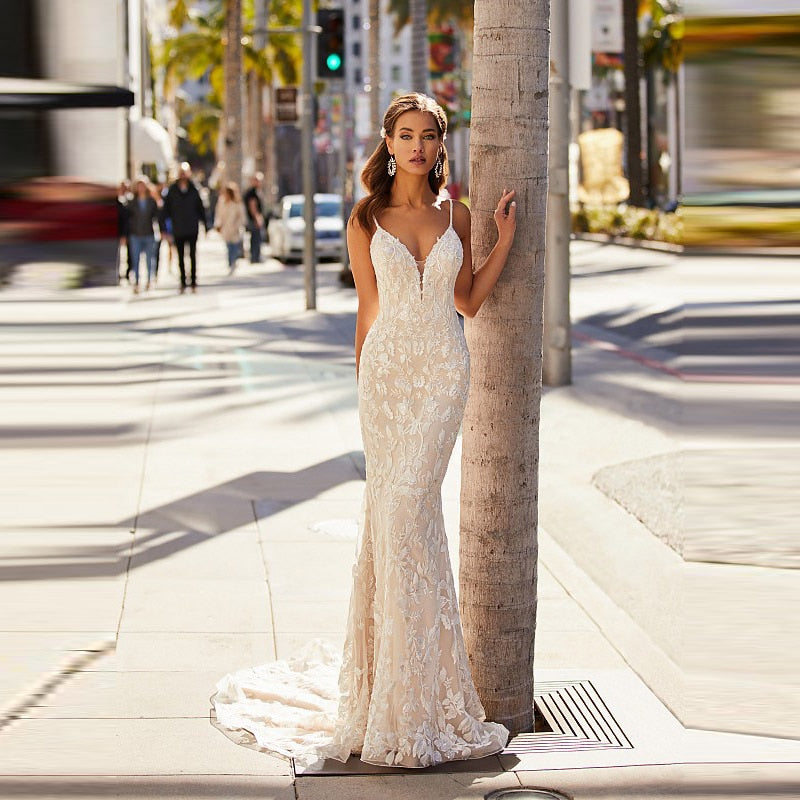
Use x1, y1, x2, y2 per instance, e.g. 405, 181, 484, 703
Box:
453, 190, 516, 318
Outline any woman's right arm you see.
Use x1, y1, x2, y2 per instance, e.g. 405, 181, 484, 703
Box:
347, 218, 379, 379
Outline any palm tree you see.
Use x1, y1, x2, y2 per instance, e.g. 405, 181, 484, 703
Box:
410, 0, 429, 92
622, 0, 644, 205
459, 0, 549, 734
388, 0, 474, 28
388, 0, 474, 93
368, 0, 381, 134
161, 0, 299, 171
223, 0, 243, 185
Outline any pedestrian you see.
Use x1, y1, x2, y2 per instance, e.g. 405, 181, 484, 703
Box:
126, 177, 161, 294
243, 172, 265, 263
214, 182, 246, 273
163, 162, 208, 293
152, 178, 169, 280
212, 93, 517, 768
116, 180, 132, 283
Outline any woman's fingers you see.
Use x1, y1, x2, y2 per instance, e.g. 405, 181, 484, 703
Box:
496, 189, 516, 217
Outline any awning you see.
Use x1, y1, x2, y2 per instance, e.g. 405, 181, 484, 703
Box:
0, 78, 134, 110
130, 116, 174, 168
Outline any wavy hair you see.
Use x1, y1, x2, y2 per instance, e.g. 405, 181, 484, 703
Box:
351, 93, 449, 233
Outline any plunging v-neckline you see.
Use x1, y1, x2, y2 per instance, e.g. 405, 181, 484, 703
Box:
374, 219, 453, 276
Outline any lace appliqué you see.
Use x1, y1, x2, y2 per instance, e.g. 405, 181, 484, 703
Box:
211, 201, 509, 769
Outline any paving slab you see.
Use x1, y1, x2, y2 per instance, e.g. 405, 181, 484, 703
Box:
27, 669, 229, 720
0, 717, 291, 776
119, 577, 273, 634
95, 632, 274, 672
0, 580, 126, 632
513, 762, 800, 800
0, 775, 296, 800
295, 770, 522, 800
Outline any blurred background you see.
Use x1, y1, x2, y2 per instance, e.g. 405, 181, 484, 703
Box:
1, 0, 798, 290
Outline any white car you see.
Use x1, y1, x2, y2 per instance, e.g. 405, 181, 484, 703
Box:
267, 193, 344, 262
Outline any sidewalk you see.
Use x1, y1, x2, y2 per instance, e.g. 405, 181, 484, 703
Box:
1, 235, 797, 799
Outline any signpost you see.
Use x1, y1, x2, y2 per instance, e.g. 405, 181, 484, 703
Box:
274, 87, 298, 123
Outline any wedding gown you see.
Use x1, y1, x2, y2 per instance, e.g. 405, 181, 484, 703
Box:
211, 199, 509, 768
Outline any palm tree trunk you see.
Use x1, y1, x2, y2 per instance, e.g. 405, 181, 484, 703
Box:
253, 0, 269, 186
410, 0, 429, 93
224, 0, 243, 186
459, 0, 549, 736
622, 0, 644, 205
368, 0, 381, 134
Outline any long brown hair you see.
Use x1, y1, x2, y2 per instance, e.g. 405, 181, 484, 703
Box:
351, 93, 450, 233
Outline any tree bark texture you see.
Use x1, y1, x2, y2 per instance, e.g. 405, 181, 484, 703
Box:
622, 0, 644, 205
251, 0, 269, 181
224, 0, 243, 186
368, 0, 381, 134
410, 0, 429, 94
459, 0, 549, 736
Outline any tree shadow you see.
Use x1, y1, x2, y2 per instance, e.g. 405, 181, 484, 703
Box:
0, 451, 365, 583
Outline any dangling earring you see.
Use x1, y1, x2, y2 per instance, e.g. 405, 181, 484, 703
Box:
387, 154, 396, 177
434, 157, 443, 180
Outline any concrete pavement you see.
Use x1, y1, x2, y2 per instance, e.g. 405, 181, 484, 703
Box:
1, 233, 797, 798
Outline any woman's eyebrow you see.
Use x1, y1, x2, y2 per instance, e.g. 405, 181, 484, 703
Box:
398, 127, 437, 133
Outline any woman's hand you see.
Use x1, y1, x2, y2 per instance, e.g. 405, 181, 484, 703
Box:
493, 189, 517, 245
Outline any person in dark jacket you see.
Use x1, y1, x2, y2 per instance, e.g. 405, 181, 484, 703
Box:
163, 162, 208, 293
117, 181, 132, 283
126, 177, 161, 294
243, 172, 265, 263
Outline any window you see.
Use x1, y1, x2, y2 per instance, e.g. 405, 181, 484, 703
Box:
391, 65, 402, 82
352, 41, 361, 57
352, 14, 361, 30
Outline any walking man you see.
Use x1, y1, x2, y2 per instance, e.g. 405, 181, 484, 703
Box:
243, 172, 265, 264
163, 163, 208, 293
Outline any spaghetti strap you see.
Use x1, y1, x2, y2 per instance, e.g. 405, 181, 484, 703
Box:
449, 198, 453, 227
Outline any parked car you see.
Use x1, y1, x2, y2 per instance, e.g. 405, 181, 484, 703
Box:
267, 193, 344, 262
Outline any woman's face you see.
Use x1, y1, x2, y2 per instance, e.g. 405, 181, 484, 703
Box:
387, 110, 441, 177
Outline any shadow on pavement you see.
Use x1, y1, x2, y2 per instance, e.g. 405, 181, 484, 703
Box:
1, 452, 365, 583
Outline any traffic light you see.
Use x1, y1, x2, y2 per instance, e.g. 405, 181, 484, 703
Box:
317, 8, 345, 79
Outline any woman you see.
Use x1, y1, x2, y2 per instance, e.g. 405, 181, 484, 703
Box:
214, 181, 246, 273
212, 93, 517, 768
126, 177, 161, 293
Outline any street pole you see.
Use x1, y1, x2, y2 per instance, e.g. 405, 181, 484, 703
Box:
339, 85, 352, 275
301, 0, 317, 310
543, 0, 572, 386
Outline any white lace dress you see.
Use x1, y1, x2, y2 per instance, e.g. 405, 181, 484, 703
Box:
211, 200, 509, 768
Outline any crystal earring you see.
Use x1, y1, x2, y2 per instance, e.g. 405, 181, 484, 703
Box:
387, 154, 396, 177
434, 157, 443, 179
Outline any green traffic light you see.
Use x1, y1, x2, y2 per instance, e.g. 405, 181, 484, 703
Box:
326, 53, 342, 72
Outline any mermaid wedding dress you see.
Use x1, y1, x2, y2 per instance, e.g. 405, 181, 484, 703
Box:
211, 199, 509, 768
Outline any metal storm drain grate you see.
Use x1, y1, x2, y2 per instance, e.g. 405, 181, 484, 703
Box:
505, 679, 633, 754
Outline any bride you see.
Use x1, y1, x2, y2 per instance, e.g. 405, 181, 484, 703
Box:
212, 93, 517, 769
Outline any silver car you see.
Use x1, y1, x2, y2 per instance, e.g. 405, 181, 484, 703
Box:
267, 193, 344, 262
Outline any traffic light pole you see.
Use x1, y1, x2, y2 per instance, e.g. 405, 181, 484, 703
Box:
253, 8, 346, 310
543, 0, 572, 386
301, 0, 317, 310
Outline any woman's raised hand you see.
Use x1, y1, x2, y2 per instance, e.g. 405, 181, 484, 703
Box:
493, 189, 517, 243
